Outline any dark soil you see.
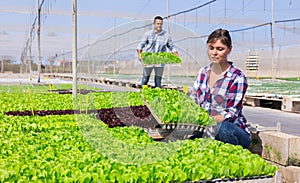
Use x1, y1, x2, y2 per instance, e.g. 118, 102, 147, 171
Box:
49, 89, 106, 95
97, 106, 159, 128
4, 105, 159, 128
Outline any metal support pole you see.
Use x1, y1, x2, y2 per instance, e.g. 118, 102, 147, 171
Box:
37, 0, 41, 83
72, 0, 78, 97
113, 17, 116, 78
271, 0, 276, 81
166, 0, 170, 84
1, 59, 3, 73
29, 45, 32, 74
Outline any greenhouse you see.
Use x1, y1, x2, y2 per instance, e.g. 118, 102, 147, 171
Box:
1, 0, 300, 182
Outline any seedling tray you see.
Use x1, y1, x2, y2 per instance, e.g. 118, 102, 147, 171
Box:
141, 52, 182, 67
183, 175, 274, 183
141, 93, 206, 140
160, 123, 205, 131
143, 127, 173, 140
142, 63, 182, 68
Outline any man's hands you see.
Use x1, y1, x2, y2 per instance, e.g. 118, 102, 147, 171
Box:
173, 51, 179, 57
137, 50, 142, 62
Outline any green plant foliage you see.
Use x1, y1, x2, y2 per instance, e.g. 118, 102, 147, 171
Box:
0, 84, 94, 93
0, 114, 278, 182
141, 52, 182, 65
0, 93, 74, 112
0, 91, 144, 114
141, 87, 213, 126
95, 91, 145, 108
0, 84, 278, 182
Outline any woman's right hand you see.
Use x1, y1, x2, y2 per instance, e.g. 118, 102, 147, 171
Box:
213, 115, 225, 123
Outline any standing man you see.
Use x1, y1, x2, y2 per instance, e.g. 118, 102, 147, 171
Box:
137, 16, 179, 88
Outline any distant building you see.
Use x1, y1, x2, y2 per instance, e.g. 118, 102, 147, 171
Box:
57, 60, 72, 67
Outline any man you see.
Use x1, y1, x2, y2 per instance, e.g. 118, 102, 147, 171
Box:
137, 16, 179, 88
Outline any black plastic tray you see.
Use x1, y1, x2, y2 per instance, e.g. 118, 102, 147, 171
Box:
140, 93, 207, 141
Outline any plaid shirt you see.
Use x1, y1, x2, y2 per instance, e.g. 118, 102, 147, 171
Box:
192, 62, 249, 133
137, 29, 177, 53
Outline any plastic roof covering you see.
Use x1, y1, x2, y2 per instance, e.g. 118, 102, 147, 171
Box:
79, 19, 209, 68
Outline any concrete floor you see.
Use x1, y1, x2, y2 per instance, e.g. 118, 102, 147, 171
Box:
243, 105, 300, 137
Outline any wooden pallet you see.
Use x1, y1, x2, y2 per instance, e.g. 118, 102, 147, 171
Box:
244, 93, 300, 113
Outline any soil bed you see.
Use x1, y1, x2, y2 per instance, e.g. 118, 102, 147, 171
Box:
49, 89, 106, 95
5, 105, 159, 128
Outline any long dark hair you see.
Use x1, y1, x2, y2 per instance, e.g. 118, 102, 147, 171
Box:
207, 29, 232, 48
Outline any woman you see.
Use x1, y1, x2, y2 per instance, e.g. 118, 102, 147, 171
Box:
192, 28, 251, 148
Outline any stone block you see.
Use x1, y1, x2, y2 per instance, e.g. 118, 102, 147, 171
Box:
250, 131, 300, 166
259, 131, 291, 165
289, 137, 300, 166
280, 166, 300, 183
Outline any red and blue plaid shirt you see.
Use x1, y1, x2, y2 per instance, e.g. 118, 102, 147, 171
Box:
192, 62, 249, 133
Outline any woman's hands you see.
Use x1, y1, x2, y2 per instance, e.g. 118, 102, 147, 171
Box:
213, 115, 225, 123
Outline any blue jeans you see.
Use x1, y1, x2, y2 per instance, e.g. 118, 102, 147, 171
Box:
141, 67, 164, 88
215, 120, 251, 149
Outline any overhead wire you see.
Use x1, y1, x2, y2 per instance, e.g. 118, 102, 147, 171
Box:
230, 22, 271, 33
85, 1, 216, 47
53, 0, 217, 60
275, 18, 300, 24
165, 0, 216, 19
22, 0, 55, 63
134, 0, 152, 19
54, 0, 300, 59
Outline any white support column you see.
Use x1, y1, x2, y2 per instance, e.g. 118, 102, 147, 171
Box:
72, 0, 78, 97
